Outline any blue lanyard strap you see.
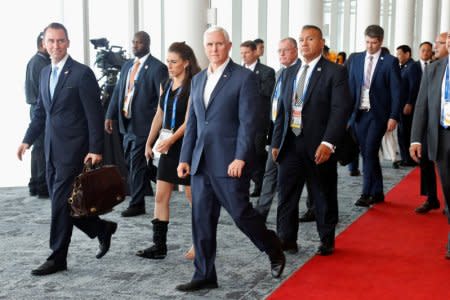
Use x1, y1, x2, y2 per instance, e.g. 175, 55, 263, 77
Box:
445, 63, 450, 100
273, 76, 282, 99
162, 81, 183, 130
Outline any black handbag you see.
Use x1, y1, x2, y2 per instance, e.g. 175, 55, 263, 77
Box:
68, 162, 126, 217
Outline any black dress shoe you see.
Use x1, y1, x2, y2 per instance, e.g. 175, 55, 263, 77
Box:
268, 249, 286, 278
250, 190, 261, 197
316, 242, 335, 256
415, 200, 440, 214
349, 169, 361, 176
96, 221, 117, 259
281, 240, 298, 254
355, 195, 371, 207
31, 260, 67, 276
299, 210, 315, 222
369, 193, 385, 204
175, 280, 218, 292
121, 206, 146, 217
392, 161, 400, 169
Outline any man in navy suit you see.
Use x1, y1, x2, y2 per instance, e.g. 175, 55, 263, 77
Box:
176, 26, 285, 292
347, 25, 401, 207
271, 25, 353, 256
396, 44, 419, 167
240, 40, 275, 197
17, 23, 117, 276
105, 31, 168, 217
410, 29, 450, 259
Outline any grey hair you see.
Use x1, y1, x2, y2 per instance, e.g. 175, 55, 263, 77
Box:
203, 26, 230, 45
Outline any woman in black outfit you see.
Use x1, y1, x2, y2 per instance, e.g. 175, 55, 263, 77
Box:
136, 42, 200, 260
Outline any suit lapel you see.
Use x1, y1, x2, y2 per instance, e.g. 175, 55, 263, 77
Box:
370, 50, 386, 88
197, 70, 208, 113
50, 56, 73, 110
303, 57, 324, 106
207, 61, 232, 110
432, 58, 448, 108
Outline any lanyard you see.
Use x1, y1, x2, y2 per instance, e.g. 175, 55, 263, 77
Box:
445, 63, 450, 100
273, 76, 282, 99
162, 81, 182, 130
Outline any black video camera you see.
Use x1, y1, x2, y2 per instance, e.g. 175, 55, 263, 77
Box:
90, 38, 127, 73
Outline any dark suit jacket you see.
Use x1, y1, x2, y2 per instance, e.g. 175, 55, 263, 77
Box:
106, 55, 168, 137
25, 52, 51, 105
400, 58, 421, 107
271, 56, 353, 161
411, 57, 449, 161
347, 49, 401, 126
254, 61, 275, 130
23, 56, 104, 166
180, 60, 259, 177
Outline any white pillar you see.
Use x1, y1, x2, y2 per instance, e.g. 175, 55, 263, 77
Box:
258, 0, 268, 64
289, 0, 323, 38
421, 0, 438, 43
441, 0, 450, 32
163, 0, 209, 68
394, 0, 415, 47
355, 0, 381, 51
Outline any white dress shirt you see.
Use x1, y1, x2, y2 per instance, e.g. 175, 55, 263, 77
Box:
204, 58, 230, 108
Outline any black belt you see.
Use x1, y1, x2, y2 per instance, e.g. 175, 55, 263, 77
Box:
359, 107, 370, 112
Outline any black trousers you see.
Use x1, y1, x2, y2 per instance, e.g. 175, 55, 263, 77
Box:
46, 159, 107, 263
277, 131, 338, 245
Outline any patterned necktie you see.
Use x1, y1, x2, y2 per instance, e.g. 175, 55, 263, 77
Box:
49, 66, 59, 99
364, 55, 374, 89
291, 64, 309, 136
123, 60, 141, 117
295, 64, 309, 105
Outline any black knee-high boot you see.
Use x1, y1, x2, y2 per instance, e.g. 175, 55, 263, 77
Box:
136, 219, 168, 259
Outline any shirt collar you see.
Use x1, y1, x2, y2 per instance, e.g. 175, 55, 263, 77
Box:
366, 49, 382, 61
207, 57, 230, 76
52, 54, 69, 71
300, 55, 321, 70
135, 53, 150, 65
245, 60, 257, 71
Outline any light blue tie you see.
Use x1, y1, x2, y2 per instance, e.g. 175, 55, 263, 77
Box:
49, 66, 59, 99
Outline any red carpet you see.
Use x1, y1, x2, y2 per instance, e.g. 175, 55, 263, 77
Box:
269, 168, 450, 300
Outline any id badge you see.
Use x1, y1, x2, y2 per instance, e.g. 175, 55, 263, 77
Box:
155, 128, 173, 157
444, 102, 450, 127
272, 98, 279, 121
290, 104, 302, 129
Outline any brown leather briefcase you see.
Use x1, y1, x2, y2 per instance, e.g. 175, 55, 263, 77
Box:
68, 162, 126, 217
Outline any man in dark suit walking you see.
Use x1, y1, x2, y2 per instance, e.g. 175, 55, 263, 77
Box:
347, 25, 401, 207
408, 41, 441, 214
410, 29, 450, 259
396, 44, 419, 167
24, 32, 50, 198
17, 23, 117, 276
240, 40, 275, 197
105, 31, 168, 217
271, 25, 353, 256
176, 26, 285, 292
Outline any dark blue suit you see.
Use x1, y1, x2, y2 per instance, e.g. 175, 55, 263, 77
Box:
398, 58, 420, 164
272, 57, 353, 246
106, 55, 168, 208
348, 49, 401, 197
180, 60, 281, 282
23, 56, 107, 263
